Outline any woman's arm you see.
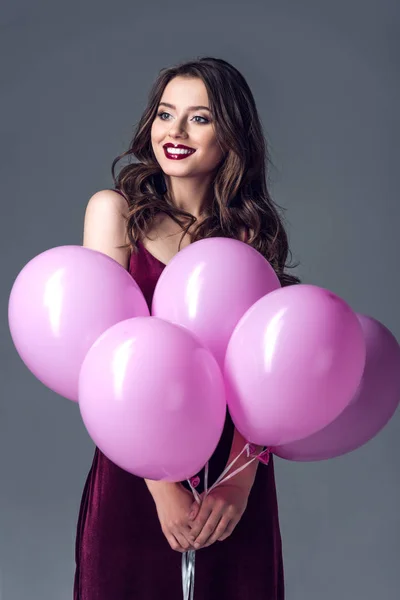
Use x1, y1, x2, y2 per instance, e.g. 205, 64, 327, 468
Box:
82, 189, 131, 268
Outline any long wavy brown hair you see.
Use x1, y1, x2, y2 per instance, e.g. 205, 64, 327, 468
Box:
111, 56, 300, 286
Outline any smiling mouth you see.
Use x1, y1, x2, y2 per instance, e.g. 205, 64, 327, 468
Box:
163, 144, 196, 160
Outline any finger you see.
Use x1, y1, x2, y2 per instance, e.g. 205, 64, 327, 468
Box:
193, 510, 224, 548
166, 533, 186, 553
169, 520, 194, 550
218, 520, 236, 542
203, 517, 232, 548
189, 500, 201, 521
173, 531, 193, 552
188, 502, 213, 540
179, 526, 197, 550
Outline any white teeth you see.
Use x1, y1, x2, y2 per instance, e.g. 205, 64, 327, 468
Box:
165, 147, 194, 154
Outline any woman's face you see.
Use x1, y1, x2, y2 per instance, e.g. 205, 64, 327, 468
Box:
151, 76, 226, 178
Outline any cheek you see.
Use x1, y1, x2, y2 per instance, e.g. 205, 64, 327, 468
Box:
202, 136, 225, 161
204, 132, 223, 152
151, 121, 163, 141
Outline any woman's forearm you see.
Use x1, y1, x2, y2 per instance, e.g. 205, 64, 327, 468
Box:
145, 478, 175, 495
145, 427, 261, 497
226, 427, 262, 491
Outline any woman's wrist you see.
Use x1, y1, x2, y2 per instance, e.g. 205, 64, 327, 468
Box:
226, 457, 259, 493
225, 429, 262, 493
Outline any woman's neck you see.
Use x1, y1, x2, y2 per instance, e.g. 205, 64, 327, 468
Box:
165, 173, 214, 219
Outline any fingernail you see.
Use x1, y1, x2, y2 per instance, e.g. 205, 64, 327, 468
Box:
189, 511, 196, 519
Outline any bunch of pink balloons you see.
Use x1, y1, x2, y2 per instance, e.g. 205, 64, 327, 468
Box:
151, 238, 400, 460
9, 239, 400, 480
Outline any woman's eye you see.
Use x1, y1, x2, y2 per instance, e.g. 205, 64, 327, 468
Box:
157, 112, 209, 124
193, 116, 209, 124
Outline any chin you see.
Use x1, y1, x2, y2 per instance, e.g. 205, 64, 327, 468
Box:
159, 160, 195, 173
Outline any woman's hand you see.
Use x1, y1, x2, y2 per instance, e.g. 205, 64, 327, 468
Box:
146, 480, 200, 553
188, 482, 249, 549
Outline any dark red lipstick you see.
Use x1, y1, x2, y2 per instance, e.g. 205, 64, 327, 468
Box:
163, 143, 196, 160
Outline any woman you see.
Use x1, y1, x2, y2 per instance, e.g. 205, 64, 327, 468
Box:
74, 56, 299, 600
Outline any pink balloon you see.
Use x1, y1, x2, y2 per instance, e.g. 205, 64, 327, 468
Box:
224, 284, 366, 446
152, 238, 280, 367
78, 317, 227, 481
8, 246, 149, 401
272, 315, 400, 461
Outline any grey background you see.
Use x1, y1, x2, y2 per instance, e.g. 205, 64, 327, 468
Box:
1, 1, 399, 598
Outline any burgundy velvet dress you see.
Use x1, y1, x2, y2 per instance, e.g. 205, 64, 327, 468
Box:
73, 240, 285, 600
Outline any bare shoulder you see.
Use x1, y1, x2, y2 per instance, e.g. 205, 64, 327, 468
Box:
85, 189, 129, 217
83, 189, 131, 269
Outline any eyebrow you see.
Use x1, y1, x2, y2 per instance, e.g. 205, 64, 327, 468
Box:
158, 102, 211, 112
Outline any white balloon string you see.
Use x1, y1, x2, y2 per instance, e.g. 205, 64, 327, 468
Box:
204, 460, 209, 495
187, 479, 201, 504
206, 442, 252, 492
181, 549, 196, 600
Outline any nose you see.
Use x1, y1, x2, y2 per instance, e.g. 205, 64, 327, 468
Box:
169, 129, 186, 140
168, 120, 187, 139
